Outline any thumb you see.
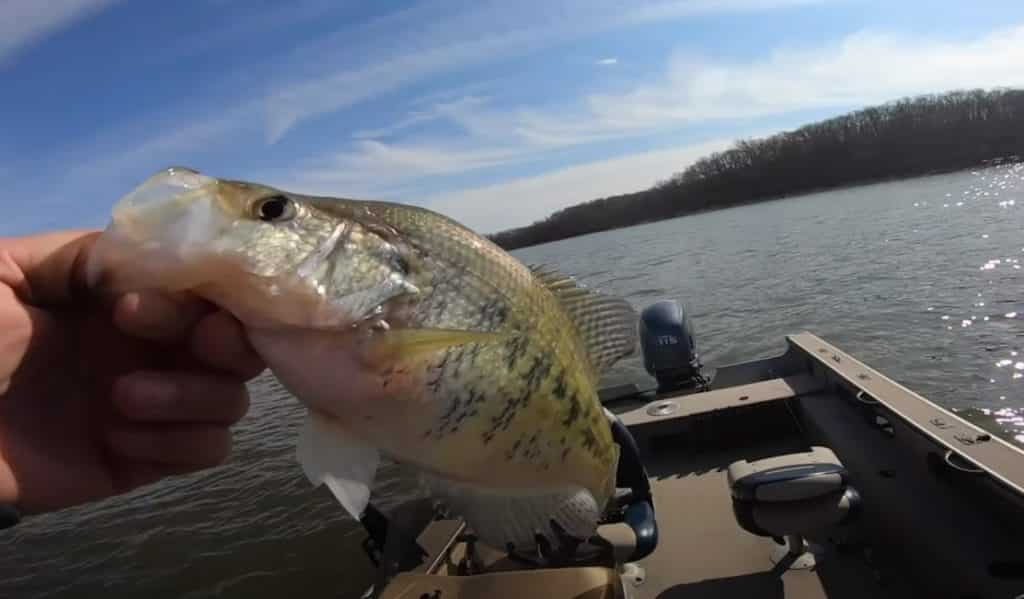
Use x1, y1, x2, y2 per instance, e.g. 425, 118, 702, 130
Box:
0, 231, 100, 308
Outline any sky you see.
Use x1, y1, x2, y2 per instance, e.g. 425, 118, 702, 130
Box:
4, 0, 1024, 236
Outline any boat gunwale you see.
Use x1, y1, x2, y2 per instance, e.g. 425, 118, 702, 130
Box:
788, 331, 1024, 497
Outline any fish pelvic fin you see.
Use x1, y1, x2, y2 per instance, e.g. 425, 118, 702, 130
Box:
297, 410, 380, 520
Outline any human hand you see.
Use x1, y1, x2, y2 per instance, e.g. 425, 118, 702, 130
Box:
0, 231, 265, 515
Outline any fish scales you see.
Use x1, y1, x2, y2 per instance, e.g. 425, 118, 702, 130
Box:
354, 201, 615, 477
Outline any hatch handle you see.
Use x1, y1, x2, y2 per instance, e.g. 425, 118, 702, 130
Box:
942, 450, 985, 475
854, 390, 879, 406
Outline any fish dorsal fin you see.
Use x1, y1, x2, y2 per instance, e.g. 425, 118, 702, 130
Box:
529, 264, 638, 375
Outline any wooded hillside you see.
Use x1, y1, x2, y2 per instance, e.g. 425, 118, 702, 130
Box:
490, 89, 1024, 249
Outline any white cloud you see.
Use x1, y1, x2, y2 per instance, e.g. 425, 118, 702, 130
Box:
350, 96, 491, 140
263, 0, 829, 141
286, 139, 535, 190
30, 0, 828, 192
0, 0, 116, 64
276, 24, 1024, 199
581, 25, 1024, 133
424, 138, 736, 233
596, 57, 619, 66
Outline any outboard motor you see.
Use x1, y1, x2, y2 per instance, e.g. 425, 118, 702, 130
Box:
639, 300, 704, 393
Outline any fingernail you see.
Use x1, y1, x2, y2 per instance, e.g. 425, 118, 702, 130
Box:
114, 292, 205, 342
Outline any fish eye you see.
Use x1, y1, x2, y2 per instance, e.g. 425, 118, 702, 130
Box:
253, 195, 294, 222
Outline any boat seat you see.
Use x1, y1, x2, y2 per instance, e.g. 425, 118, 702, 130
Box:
595, 410, 658, 563
726, 446, 861, 542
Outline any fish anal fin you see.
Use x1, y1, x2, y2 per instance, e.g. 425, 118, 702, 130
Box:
422, 475, 604, 553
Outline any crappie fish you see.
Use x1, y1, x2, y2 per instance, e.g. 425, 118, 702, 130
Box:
86, 167, 639, 551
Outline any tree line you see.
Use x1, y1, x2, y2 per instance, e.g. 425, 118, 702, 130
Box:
489, 88, 1024, 250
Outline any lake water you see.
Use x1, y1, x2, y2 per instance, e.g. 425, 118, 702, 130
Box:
2, 165, 1022, 598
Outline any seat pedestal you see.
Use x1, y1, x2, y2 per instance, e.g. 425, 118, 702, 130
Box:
770, 534, 820, 570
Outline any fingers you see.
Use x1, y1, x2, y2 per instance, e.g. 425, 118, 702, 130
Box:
112, 370, 251, 425
106, 369, 252, 493
113, 291, 210, 343
190, 311, 266, 379
107, 424, 232, 470
113, 292, 265, 379
0, 231, 99, 305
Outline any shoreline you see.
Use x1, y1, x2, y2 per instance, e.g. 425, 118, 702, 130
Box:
498, 161, 1015, 251
489, 89, 1024, 251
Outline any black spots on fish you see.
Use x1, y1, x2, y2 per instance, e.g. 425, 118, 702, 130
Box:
551, 370, 568, 400
504, 335, 528, 369
580, 427, 598, 453
478, 353, 554, 450
525, 431, 541, 461
505, 436, 525, 461
450, 346, 466, 380
481, 382, 535, 444
521, 355, 552, 406
427, 368, 444, 394
561, 393, 581, 427
476, 297, 509, 329
427, 349, 453, 394
434, 387, 485, 438
484, 392, 522, 441
506, 430, 545, 462
438, 394, 461, 430
436, 348, 452, 371
464, 342, 484, 368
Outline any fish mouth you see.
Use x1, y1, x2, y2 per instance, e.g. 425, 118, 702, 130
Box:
86, 167, 231, 292
110, 167, 221, 243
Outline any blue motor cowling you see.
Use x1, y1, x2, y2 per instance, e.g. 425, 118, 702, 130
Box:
639, 300, 702, 393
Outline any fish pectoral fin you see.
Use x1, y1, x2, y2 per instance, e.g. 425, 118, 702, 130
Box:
297, 410, 380, 520
364, 328, 507, 365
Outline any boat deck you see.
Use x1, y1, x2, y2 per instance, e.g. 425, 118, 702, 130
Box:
638, 439, 908, 599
